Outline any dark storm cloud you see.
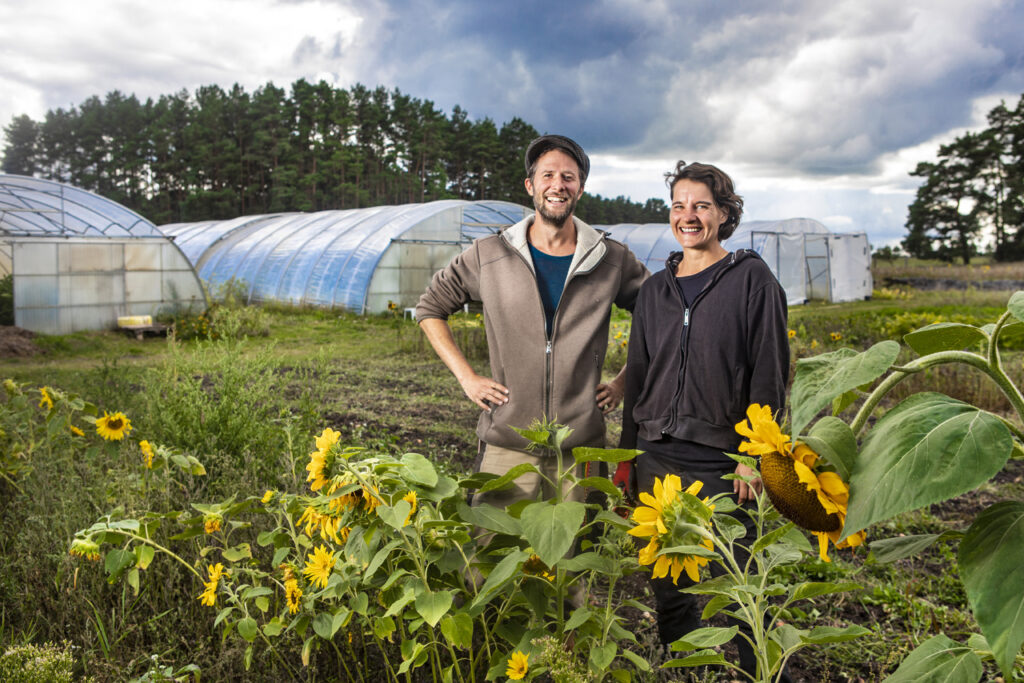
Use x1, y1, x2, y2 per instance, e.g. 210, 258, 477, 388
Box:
354, 0, 1024, 178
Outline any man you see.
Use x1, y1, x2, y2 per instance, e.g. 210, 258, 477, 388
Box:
415, 134, 649, 508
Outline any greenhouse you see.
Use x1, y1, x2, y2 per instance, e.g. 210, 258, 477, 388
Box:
599, 218, 872, 304
159, 200, 532, 313
0, 173, 206, 334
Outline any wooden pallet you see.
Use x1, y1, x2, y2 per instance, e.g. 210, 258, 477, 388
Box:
118, 323, 169, 340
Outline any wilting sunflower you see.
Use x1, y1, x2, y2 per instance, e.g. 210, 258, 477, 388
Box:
629, 475, 715, 584
285, 578, 303, 614
306, 427, 341, 492
522, 554, 555, 581
69, 538, 101, 562
203, 513, 222, 534
505, 651, 529, 680
139, 440, 156, 469
735, 403, 865, 562
197, 563, 227, 607
302, 545, 337, 589
96, 411, 133, 441
297, 505, 346, 544
38, 387, 53, 410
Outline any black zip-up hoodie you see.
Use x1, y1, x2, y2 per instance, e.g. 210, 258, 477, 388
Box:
619, 249, 789, 459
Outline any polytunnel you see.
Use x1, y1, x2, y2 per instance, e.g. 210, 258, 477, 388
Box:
599, 218, 872, 304
159, 200, 532, 313
0, 173, 206, 334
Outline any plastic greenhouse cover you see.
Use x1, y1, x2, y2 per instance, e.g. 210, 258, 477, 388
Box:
0, 174, 159, 237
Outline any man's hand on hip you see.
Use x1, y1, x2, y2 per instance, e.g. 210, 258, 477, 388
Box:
459, 372, 509, 413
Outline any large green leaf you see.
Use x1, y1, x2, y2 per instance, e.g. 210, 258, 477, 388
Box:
413, 587, 453, 628
589, 642, 617, 670
469, 550, 529, 611
572, 447, 641, 464
400, 452, 438, 487
439, 612, 473, 649
870, 531, 964, 564
519, 501, 586, 567
882, 634, 983, 683
799, 624, 870, 644
476, 463, 539, 493
790, 341, 900, 438
670, 626, 738, 651
845, 393, 1012, 536
904, 323, 987, 355
801, 416, 857, 481
958, 501, 1024, 679
455, 501, 521, 535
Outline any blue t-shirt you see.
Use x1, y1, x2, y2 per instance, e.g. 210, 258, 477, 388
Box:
528, 243, 573, 335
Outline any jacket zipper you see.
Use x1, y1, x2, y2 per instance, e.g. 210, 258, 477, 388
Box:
505, 232, 604, 422
663, 252, 737, 435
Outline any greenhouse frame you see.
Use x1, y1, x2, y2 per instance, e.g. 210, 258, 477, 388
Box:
600, 218, 872, 304
0, 174, 206, 334
159, 200, 532, 313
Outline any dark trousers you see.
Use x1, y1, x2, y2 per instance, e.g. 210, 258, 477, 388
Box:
636, 452, 792, 681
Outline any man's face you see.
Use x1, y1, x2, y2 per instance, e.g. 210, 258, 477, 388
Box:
670, 178, 728, 251
525, 149, 584, 226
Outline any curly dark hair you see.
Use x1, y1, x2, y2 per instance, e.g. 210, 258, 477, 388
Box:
664, 161, 744, 241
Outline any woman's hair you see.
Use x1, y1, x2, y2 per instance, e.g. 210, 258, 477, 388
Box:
664, 161, 744, 241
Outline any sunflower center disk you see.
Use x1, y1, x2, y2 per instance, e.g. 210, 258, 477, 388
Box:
760, 452, 841, 533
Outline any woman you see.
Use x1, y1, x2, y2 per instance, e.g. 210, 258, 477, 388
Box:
618, 161, 790, 674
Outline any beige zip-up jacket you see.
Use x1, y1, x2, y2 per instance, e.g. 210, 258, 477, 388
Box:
416, 215, 649, 451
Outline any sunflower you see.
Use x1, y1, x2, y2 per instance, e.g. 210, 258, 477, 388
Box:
735, 403, 866, 562
197, 563, 227, 607
69, 424, 84, 437
297, 505, 345, 544
38, 387, 53, 410
788, 329, 796, 339
285, 578, 302, 614
306, 427, 341, 492
629, 475, 715, 584
203, 513, 222, 534
96, 411, 133, 441
139, 440, 156, 469
402, 491, 417, 526
261, 489, 275, 504
69, 538, 101, 562
505, 651, 529, 680
302, 545, 337, 589
522, 554, 555, 581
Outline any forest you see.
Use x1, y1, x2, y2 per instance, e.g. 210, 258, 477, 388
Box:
0, 80, 669, 227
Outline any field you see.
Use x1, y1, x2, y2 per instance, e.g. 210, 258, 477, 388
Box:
1, 262, 1022, 682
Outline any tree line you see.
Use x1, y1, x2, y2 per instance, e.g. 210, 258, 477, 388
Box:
1, 80, 668, 227
903, 93, 1024, 263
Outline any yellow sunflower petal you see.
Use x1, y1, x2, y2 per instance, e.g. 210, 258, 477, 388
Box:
815, 532, 831, 562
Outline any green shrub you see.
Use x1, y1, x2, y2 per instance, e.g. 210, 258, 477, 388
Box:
0, 641, 85, 683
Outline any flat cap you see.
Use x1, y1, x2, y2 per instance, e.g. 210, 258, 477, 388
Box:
524, 134, 589, 182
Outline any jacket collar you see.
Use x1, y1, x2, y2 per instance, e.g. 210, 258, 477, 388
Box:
503, 214, 607, 276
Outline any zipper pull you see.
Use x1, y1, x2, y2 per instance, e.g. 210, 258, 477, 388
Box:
546, 340, 552, 354
684, 308, 690, 326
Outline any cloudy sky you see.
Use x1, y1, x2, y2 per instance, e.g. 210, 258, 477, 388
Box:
2, 0, 1024, 247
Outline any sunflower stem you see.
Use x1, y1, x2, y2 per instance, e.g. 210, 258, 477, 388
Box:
849, 350, 1024, 438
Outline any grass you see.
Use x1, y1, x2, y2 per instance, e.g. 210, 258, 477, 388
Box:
1, 261, 1023, 681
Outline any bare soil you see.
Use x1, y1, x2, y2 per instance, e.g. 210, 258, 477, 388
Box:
0, 325, 42, 358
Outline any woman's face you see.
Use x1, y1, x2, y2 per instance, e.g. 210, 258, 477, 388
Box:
669, 179, 728, 252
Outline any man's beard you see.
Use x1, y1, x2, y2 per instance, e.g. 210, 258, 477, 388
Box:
534, 193, 577, 227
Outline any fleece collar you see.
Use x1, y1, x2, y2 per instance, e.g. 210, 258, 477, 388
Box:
502, 214, 607, 277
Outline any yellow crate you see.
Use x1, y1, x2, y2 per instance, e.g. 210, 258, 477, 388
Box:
117, 315, 153, 327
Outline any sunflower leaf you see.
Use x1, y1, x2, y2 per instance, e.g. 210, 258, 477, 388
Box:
670, 626, 738, 651
790, 341, 901, 438
904, 322, 987, 355
400, 452, 438, 487
881, 633, 983, 682
520, 501, 586, 567
663, 649, 727, 667
958, 501, 1024, 679
1006, 290, 1024, 322
475, 463, 540, 493
799, 624, 871, 644
572, 447, 642, 464
844, 393, 1012, 536
802, 416, 857, 481
869, 530, 965, 563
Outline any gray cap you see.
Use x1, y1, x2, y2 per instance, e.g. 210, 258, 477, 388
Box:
524, 134, 590, 182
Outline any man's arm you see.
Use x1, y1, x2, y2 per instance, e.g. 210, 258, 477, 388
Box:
595, 365, 626, 414
419, 318, 508, 413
